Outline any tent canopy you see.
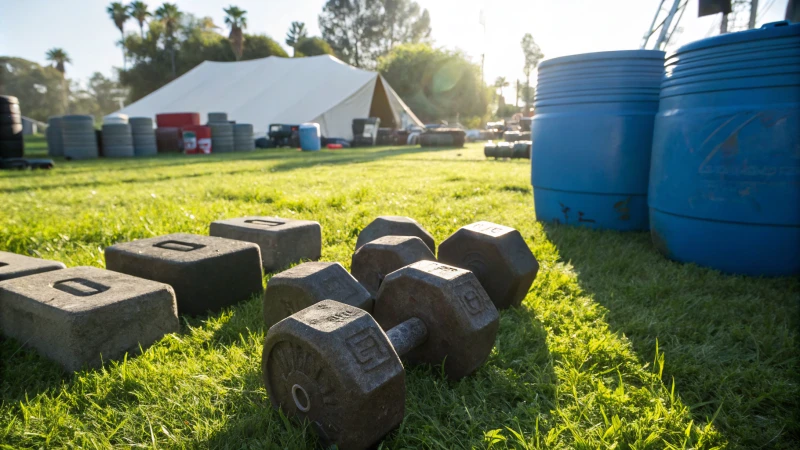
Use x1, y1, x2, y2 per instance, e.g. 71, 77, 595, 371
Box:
117, 55, 423, 140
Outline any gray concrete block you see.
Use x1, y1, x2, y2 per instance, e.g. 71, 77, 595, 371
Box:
0, 266, 179, 372
263, 262, 372, 327
0, 251, 66, 281
209, 217, 321, 273
104, 233, 263, 316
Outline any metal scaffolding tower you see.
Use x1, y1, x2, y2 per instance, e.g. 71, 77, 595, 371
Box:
642, 0, 688, 50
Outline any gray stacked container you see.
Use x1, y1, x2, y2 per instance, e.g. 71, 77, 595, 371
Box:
208, 112, 228, 123
46, 116, 63, 157
61, 115, 98, 160
101, 123, 135, 157
129, 117, 158, 156
209, 122, 234, 153
234, 123, 255, 151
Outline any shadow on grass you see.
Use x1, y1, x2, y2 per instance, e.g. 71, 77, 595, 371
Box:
0, 146, 446, 193
202, 293, 556, 448
543, 223, 800, 449
0, 335, 68, 402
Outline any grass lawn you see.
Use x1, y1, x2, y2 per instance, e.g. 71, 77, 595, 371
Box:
1, 135, 797, 449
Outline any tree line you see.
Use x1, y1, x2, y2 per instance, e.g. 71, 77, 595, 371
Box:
2, 0, 544, 126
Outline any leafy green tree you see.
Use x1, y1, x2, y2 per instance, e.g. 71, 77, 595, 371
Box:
319, 0, 381, 68
319, 0, 430, 68
242, 34, 289, 60
493, 76, 509, 106
87, 72, 127, 115
0, 57, 69, 118
520, 33, 543, 112
519, 85, 535, 110
129, 1, 151, 38
381, 0, 431, 53
223, 5, 247, 61
294, 37, 335, 57
285, 21, 308, 56
378, 43, 489, 123
155, 2, 183, 77
107, 2, 130, 68
0, 58, 123, 120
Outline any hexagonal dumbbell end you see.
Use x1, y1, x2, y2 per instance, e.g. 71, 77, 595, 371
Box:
351, 235, 436, 297
263, 300, 406, 450
355, 216, 435, 254
374, 260, 499, 380
263, 262, 372, 328
438, 222, 539, 310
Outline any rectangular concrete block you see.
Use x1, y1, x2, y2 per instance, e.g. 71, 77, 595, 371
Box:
0, 251, 66, 281
0, 266, 179, 372
104, 233, 264, 316
210, 216, 321, 272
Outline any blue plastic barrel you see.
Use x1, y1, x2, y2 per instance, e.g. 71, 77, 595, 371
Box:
649, 22, 800, 276
299, 123, 321, 151
530, 50, 665, 230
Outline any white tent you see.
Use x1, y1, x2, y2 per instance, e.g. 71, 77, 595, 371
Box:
117, 55, 423, 140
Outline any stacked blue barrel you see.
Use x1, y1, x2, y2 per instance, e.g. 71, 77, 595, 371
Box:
649, 22, 800, 276
530, 50, 665, 230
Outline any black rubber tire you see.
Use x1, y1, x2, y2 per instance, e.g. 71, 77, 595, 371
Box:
0, 123, 23, 138
0, 104, 21, 115
0, 139, 24, 158
0, 113, 22, 125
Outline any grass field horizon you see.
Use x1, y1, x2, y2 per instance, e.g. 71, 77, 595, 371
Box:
1, 136, 797, 449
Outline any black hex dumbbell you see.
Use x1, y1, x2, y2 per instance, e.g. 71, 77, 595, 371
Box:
262, 260, 499, 450
350, 235, 435, 297
438, 221, 539, 309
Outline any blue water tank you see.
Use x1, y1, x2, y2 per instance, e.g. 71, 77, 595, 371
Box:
299, 123, 321, 151
530, 50, 665, 230
649, 22, 800, 276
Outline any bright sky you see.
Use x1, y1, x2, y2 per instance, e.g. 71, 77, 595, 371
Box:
0, 0, 789, 99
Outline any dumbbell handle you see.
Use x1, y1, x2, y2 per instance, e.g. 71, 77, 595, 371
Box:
385, 317, 428, 357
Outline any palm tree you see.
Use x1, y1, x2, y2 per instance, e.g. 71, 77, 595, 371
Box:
223, 6, 247, 61
129, 1, 151, 38
493, 76, 509, 105
107, 2, 130, 69
46, 48, 71, 113
46, 48, 71, 76
285, 21, 308, 56
155, 3, 183, 77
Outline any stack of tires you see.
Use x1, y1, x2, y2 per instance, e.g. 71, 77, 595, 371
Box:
209, 122, 234, 153
46, 116, 64, 157
419, 128, 466, 148
208, 112, 228, 123
129, 117, 158, 156
504, 131, 521, 142
0, 96, 24, 159
234, 123, 255, 151
101, 123, 135, 157
62, 115, 98, 160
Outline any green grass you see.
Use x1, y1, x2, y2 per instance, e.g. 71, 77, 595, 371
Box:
1, 135, 797, 449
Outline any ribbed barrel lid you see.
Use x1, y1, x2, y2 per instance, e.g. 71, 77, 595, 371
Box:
662, 21, 800, 95
535, 50, 665, 107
